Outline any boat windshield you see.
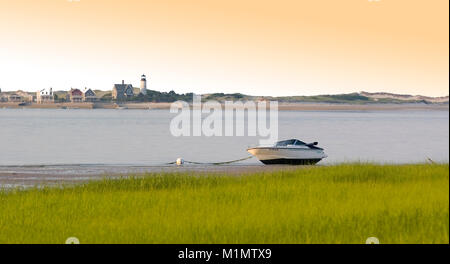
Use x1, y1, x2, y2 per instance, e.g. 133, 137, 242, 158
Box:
275, 139, 306, 146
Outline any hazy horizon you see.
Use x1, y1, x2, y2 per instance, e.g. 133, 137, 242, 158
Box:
0, 0, 448, 97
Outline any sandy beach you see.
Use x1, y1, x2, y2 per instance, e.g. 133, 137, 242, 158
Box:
0, 164, 306, 188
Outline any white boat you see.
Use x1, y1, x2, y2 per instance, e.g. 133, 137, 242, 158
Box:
247, 139, 327, 165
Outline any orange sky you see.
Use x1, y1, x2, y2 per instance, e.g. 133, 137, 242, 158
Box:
0, 0, 448, 96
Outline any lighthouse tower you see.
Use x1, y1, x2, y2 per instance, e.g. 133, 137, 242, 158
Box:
140, 74, 147, 95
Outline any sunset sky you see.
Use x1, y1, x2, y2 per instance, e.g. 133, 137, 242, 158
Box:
0, 0, 448, 96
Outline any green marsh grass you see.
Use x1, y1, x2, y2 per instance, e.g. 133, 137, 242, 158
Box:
0, 164, 448, 244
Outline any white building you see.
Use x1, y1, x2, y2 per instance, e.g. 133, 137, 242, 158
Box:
140, 74, 147, 95
36, 88, 54, 104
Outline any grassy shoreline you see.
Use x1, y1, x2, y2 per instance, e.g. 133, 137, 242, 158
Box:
0, 163, 448, 244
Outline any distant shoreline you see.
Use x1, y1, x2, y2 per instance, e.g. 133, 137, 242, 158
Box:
0, 102, 448, 111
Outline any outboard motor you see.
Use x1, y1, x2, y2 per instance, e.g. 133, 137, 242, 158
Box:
306, 142, 322, 149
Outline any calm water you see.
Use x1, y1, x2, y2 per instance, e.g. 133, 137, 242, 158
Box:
0, 108, 448, 166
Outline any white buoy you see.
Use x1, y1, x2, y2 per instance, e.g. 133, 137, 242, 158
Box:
176, 158, 184, 166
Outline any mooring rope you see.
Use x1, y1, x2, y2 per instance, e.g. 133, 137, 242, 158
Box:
167, 156, 253, 165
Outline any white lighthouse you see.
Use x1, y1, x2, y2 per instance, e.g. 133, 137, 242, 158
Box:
140, 74, 147, 95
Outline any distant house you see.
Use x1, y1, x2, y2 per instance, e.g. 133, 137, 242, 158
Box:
68, 88, 83, 102
83, 88, 98, 102
8, 93, 23, 102
16, 90, 34, 102
0, 94, 7, 102
112, 80, 134, 100
36, 88, 54, 104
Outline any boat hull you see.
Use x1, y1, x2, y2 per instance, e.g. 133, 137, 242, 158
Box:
247, 147, 327, 165
260, 158, 322, 165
